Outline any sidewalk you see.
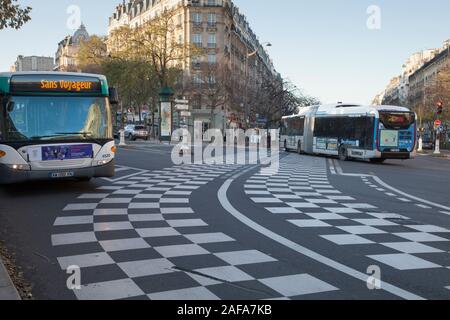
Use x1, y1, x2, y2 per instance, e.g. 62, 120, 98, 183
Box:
0, 256, 20, 300
115, 137, 172, 146
418, 149, 450, 158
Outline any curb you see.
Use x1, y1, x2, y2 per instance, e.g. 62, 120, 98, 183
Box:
417, 151, 450, 159
0, 256, 21, 300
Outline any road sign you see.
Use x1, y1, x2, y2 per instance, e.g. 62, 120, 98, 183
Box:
181, 111, 191, 117
176, 104, 189, 111
434, 120, 442, 128
174, 99, 189, 105
438, 125, 444, 133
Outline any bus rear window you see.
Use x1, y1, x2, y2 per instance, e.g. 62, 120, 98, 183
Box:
379, 112, 415, 130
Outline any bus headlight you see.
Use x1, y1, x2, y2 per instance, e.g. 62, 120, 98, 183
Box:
6, 164, 30, 171
94, 158, 113, 166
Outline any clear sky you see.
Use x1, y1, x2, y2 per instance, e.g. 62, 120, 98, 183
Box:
0, 0, 449, 104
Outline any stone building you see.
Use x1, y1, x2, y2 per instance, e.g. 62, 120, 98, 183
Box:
12, 55, 54, 72
108, 0, 279, 132
55, 24, 90, 72
381, 49, 437, 106
409, 44, 450, 109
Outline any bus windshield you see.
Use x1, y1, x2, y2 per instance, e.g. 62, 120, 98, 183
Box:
379, 111, 415, 130
2, 96, 112, 142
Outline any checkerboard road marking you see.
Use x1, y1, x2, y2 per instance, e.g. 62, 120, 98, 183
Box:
244, 154, 450, 275
52, 163, 340, 300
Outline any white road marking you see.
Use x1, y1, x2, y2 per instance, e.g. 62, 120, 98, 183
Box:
102, 165, 150, 183
416, 204, 433, 209
331, 160, 450, 212
218, 179, 425, 300
52, 232, 96, 246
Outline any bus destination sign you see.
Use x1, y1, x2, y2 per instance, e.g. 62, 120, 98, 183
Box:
10, 75, 102, 94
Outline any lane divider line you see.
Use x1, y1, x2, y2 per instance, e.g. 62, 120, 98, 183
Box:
218, 179, 425, 301
328, 159, 336, 175
330, 159, 450, 213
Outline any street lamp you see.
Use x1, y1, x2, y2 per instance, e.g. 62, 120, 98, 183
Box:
247, 42, 272, 58
244, 42, 272, 129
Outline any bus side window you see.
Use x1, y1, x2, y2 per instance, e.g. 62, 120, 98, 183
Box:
280, 120, 286, 136
314, 118, 325, 137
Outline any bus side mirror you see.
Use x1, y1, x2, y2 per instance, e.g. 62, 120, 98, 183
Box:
109, 87, 119, 105
6, 101, 15, 113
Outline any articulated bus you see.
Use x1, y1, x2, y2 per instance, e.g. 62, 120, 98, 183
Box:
0, 72, 118, 184
281, 103, 417, 163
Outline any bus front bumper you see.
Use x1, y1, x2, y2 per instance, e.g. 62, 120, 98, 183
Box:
0, 160, 115, 184
381, 152, 412, 160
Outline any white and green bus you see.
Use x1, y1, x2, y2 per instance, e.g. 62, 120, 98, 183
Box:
0, 72, 118, 184
281, 103, 417, 163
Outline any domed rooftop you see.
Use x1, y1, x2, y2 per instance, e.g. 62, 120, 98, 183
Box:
72, 23, 90, 44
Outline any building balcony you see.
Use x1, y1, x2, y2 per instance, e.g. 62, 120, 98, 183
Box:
206, 23, 217, 31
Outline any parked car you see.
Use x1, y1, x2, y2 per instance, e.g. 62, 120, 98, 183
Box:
124, 124, 149, 141
421, 134, 434, 150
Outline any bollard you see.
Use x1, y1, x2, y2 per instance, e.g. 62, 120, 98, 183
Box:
434, 137, 440, 155
119, 129, 127, 147
417, 137, 423, 152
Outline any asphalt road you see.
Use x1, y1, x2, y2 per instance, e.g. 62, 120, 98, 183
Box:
1, 142, 450, 300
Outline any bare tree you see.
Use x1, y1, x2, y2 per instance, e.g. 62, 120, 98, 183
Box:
183, 59, 231, 128
112, 8, 201, 88
250, 74, 320, 128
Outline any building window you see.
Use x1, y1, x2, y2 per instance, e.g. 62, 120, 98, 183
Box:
192, 12, 202, 25
193, 33, 202, 47
207, 33, 216, 48
207, 13, 217, 27
192, 56, 201, 69
192, 94, 202, 110
193, 73, 203, 85
207, 75, 216, 85
207, 0, 217, 6
208, 53, 216, 64
31, 57, 37, 71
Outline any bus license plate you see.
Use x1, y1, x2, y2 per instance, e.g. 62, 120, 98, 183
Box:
50, 172, 74, 178
391, 149, 400, 152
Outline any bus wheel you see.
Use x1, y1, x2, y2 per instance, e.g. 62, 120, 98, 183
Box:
370, 158, 386, 164
338, 146, 349, 161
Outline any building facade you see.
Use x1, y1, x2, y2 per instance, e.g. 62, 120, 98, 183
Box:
381, 49, 437, 106
372, 90, 385, 105
108, 0, 279, 132
12, 55, 54, 72
409, 45, 450, 110
55, 24, 90, 72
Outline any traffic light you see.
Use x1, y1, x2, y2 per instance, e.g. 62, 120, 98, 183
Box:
437, 101, 443, 115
